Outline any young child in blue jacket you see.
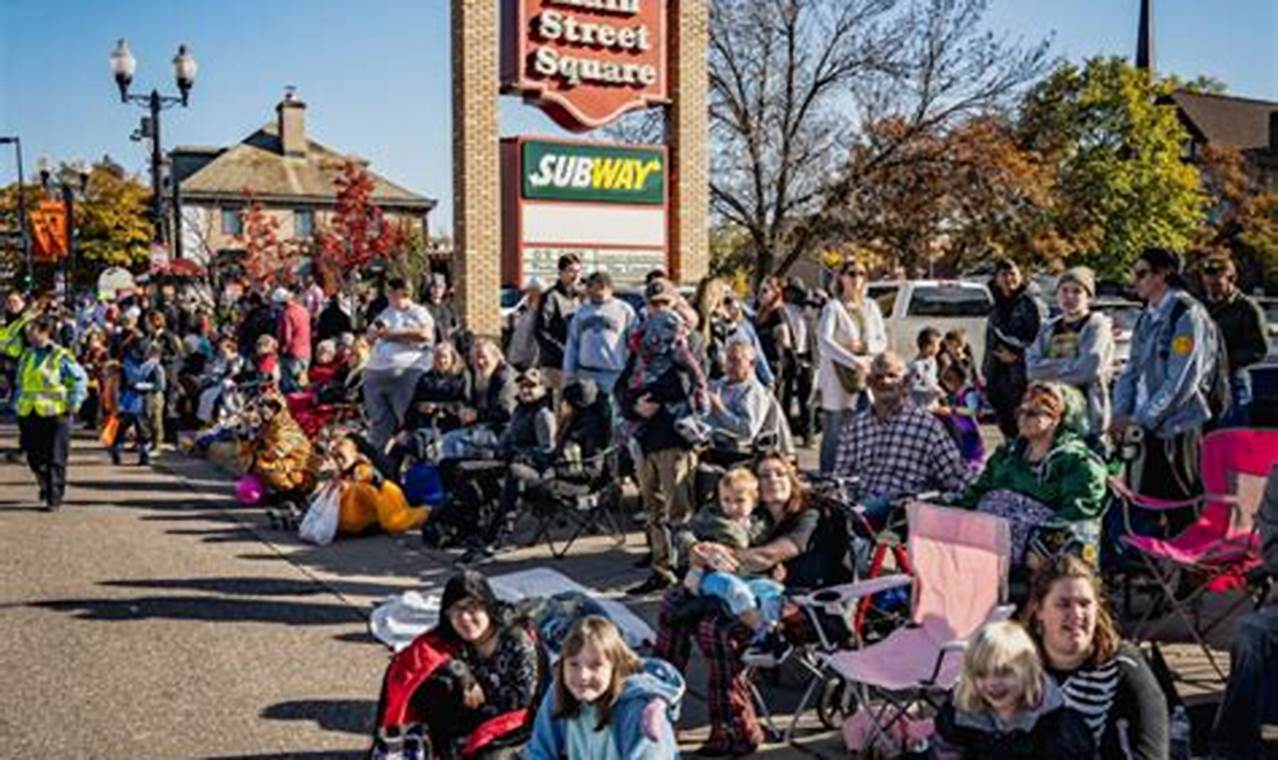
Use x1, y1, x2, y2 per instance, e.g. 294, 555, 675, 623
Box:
524, 615, 683, 760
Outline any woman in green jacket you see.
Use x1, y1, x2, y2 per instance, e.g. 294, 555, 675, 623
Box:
959, 382, 1108, 567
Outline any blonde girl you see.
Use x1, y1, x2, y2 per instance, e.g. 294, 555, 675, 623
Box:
934, 620, 1093, 760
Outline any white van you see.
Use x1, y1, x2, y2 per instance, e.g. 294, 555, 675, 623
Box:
865, 280, 994, 361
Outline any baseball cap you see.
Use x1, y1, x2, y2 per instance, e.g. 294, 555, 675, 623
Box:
644, 277, 677, 305
585, 271, 613, 288
1202, 254, 1234, 275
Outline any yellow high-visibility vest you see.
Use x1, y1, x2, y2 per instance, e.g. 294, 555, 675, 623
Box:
17, 346, 71, 417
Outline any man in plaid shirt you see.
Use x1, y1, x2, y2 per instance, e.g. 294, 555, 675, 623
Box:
832, 352, 975, 509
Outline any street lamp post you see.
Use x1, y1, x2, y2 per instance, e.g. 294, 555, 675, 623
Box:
109, 38, 197, 261
0, 136, 33, 290
38, 157, 90, 304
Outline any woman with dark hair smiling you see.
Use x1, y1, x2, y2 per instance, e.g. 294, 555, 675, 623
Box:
1022, 557, 1168, 759
372, 571, 543, 760
652, 450, 821, 756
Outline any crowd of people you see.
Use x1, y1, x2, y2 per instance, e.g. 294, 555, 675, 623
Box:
2, 243, 1273, 759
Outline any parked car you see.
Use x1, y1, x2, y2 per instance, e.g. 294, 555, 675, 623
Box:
1092, 296, 1141, 373
1250, 296, 1278, 427
866, 280, 993, 361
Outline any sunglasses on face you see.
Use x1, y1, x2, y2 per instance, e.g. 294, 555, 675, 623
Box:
1017, 407, 1052, 419
1132, 267, 1152, 280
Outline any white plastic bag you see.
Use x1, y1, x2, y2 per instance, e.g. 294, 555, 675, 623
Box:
298, 482, 341, 546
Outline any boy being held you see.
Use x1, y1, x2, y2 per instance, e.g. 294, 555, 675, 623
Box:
680, 468, 791, 659
907, 327, 944, 408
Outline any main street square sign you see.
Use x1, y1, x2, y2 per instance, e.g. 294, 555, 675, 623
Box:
501, 0, 669, 132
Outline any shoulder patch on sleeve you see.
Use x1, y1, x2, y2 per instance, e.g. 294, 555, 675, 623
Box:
1171, 335, 1194, 356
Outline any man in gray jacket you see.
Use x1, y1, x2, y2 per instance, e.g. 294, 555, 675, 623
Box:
1111, 248, 1219, 501
1027, 266, 1115, 442
563, 270, 635, 395
704, 341, 773, 462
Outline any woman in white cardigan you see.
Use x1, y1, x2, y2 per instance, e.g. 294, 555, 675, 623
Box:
817, 259, 887, 473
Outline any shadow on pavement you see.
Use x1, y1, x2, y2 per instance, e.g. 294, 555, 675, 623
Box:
99, 575, 408, 599
206, 752, 365, 759
22, 595, 367, 626
260, 698, 377, 736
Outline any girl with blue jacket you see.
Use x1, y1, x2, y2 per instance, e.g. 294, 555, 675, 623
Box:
524, 615, 684, 760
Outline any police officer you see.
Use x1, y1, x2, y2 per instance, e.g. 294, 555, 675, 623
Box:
1111, 247, 1218, 502
1, 290, 36, 463
14, 315, 87, 510
1202, 253, 1270, 428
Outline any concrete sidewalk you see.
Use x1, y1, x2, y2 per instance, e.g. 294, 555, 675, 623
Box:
0, 430, 844, 758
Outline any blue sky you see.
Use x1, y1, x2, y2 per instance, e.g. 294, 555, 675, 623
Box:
2, 0, 1275, 234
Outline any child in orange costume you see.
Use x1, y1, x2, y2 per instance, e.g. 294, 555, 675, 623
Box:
331, 435, 428, 535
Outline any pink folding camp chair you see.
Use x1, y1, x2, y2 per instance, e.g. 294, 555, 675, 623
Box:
796, 502, 1013, 750
1112, 428, 1278, 680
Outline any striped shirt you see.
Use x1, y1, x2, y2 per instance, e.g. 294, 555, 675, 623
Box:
1046, 642, 1169, 760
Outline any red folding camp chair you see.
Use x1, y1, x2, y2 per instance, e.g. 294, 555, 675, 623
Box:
1111, 428, 1278, 680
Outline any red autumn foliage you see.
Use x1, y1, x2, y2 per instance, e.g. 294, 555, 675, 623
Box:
314, 160, 404, 293
238, 188, 301, 289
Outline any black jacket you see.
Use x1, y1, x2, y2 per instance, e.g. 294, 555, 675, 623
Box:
534, 281, 582, 370
425, 300, 460, 344
469, 363, 518, 430
1207, 290, 1270, 372
984, 280, 1047, 405
405, 368, 471, 432
934, 680, 1095, 760
615, 332, 704, 455
316, 300, 353, 343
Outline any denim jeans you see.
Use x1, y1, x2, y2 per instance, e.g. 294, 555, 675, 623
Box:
1217, 372, 1253, 429
1210, 604, 1278, 757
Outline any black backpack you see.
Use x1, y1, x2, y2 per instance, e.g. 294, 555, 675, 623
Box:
1163, 295, 1231, 418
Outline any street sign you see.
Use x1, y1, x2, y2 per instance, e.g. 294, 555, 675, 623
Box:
501, 0, 669, 132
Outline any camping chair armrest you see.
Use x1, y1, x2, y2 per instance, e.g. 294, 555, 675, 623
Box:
1109, 476, 1203, 512
988, 604, 1017, 623
1110, 476, 1205, 538
792, 574, 912, 610
922, 640, 969, 686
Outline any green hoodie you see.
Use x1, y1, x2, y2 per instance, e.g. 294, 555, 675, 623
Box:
958, 386, 1108, 523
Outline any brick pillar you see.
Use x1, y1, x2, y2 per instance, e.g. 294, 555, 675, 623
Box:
667, 0, 710, 285
451, 0, 501, 337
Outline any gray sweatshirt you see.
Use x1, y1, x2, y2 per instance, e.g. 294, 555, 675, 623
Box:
563, 297, 636, 375
706, 375, 771, 446
1027, 310, 1115, 438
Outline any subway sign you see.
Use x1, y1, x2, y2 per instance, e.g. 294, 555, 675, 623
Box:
522, 139, 665, 205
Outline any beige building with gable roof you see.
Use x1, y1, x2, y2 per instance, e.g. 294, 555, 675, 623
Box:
172, 90, 435, 264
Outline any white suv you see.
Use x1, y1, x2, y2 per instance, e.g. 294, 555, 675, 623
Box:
866, 280, 994, 360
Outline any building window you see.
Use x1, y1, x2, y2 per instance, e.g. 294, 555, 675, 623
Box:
295, 209, 315, 238
221, 207, 244, 236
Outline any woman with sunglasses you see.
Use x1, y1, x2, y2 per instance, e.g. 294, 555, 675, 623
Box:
816, 259, 886, 473
957, 382, 1108, 569
1112, 247, 1221, 504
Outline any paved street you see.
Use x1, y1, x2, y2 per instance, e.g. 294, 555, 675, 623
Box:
0, 430, 847, 758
